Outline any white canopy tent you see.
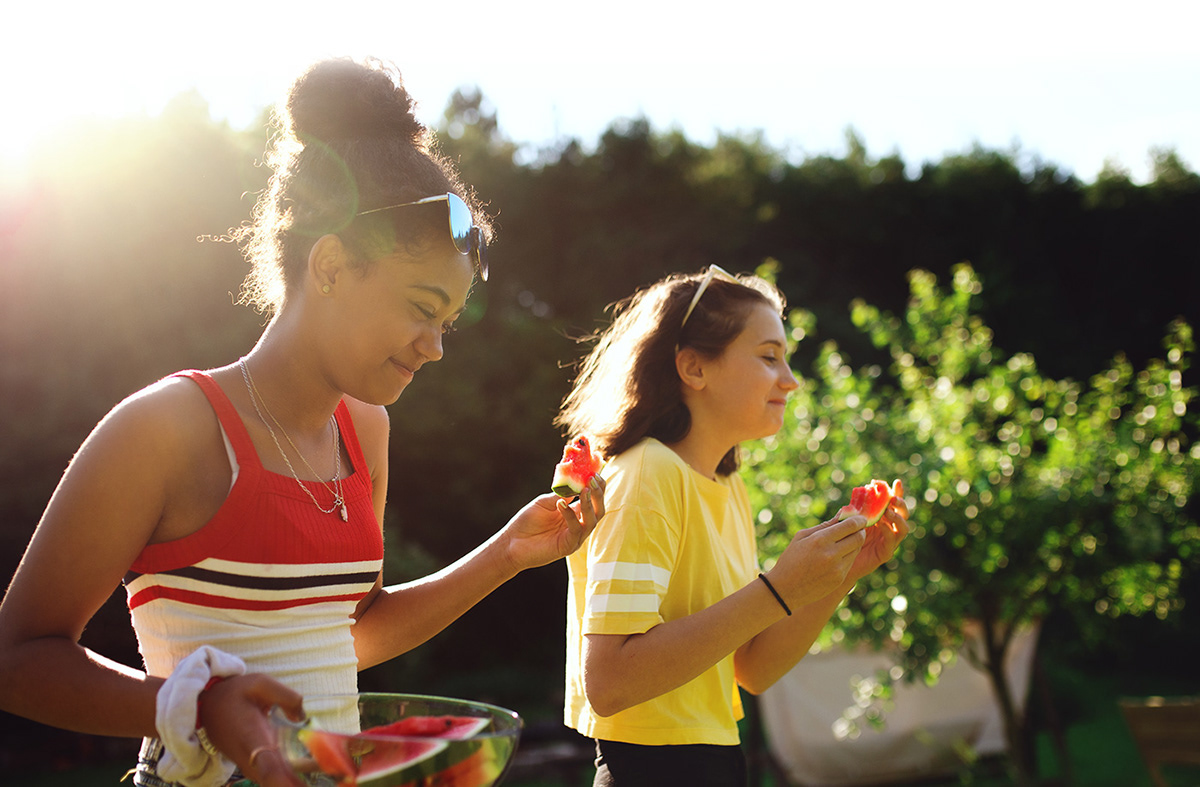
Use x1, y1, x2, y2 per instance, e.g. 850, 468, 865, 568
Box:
759, 626, 1039, 786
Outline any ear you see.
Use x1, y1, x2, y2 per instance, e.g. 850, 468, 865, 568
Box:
675, 347, 707, 391
308, 234, 350, 295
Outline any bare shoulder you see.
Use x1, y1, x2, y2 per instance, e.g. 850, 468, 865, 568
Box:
87, 373, 235, 544
343, 397, 389, 473
1, 374, 228, 643
18, 374, 227, 593
343, 396, 389, 431
97, 374, 219, 450
76, 374, 227, 507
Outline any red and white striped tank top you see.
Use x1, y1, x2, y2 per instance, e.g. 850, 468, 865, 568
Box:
124, 370, 383, 717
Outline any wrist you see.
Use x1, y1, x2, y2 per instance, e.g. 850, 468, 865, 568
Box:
155, 645, 246, 785
195, 675, 225, 730
758, 572, 792, 617
486, 527, 525, 580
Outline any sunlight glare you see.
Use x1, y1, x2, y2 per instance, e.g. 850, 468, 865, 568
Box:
0, 0, 1196, 185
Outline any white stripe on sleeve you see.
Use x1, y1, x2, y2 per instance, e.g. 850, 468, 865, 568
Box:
587, 593, 661, 615
590, 561, 671, 590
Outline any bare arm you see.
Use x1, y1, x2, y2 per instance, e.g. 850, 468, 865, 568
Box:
583, 575, 788, 717
345, 402, 605, 669
0, 387, 177, 737
0, 381, 305, 787
583, 514, 873, 716
352, 489, 603, 669
734, 497, 911, 693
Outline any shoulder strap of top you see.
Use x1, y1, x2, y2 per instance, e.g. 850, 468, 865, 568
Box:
173, 369, 261, 470
334, 400, 370, 479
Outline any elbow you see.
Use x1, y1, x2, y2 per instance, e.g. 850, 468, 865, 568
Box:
582, 633, 644, 717
584, 685, 622, 718
583, 674, 629, 718
734, 655, 783, 697
736, 678, 770, 697
589, 699, 621, 718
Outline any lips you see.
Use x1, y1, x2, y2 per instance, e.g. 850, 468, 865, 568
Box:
391, 359, 417, 380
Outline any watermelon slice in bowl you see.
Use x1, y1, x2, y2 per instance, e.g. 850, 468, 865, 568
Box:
273, 693, 522, 787
551, 436, 603, 498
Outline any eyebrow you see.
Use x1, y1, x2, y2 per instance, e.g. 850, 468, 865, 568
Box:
409, 284, 451, 304
409, 284, 467, 317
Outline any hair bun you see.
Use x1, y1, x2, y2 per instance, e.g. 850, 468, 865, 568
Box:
285, 57, 425, 144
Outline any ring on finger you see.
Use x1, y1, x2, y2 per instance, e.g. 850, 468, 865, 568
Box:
249, 746, 277, 769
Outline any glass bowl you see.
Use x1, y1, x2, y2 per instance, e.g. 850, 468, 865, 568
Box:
272, 693, 523, 787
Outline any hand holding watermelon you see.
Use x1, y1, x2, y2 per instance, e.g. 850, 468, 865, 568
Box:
494, 440, 606, 573
764, 478, 910, 609
835, 478, 911, 585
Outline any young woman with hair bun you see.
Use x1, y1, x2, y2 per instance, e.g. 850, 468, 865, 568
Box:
556, 267, 907, 786
0, 57, 604, 787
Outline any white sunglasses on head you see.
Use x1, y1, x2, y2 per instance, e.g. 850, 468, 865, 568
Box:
679, 265, 739, 330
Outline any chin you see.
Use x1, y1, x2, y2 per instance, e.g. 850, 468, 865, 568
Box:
382, 385, 410, 406
760, 417, 787, 438
356, 379, 410, 407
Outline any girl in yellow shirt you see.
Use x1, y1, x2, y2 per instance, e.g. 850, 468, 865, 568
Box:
557, 266, 909, 786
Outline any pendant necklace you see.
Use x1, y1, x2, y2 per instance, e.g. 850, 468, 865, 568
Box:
240, 360, 349, 522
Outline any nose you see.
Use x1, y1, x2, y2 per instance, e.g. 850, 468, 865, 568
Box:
779, 365, 799, 391
415, 323, 444, 364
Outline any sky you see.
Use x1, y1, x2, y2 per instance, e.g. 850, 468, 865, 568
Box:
3, 0, 1198, 183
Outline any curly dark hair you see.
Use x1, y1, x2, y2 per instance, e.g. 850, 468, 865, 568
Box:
234, 57, 492, 314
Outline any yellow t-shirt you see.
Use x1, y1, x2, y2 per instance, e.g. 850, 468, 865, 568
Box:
564, 438, 759, 745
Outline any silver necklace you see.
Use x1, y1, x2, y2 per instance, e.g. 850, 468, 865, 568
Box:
239, 360, 348, 522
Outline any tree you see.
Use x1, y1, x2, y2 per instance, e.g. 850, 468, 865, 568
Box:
744, 263, 1198, 785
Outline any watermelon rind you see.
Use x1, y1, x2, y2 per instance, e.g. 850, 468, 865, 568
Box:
354, 737, 449, 787
365, 715, 492, 741
551, 463, 586, 497
550, 436, 603, 498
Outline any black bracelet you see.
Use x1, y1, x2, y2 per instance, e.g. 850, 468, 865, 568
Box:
758, 573, 792, 616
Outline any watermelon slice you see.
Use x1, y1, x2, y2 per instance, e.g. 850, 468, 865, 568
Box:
354, 737, 448, 787
551, 436, 603, 497
298, 726, 359, 786
834, 479, 904, 526
396, 748, 502, 787
365, 715, 491, 741
294, 716, 493, 787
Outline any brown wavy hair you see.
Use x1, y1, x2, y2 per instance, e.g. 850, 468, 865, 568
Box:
555, 269, 786, 477
233, 57, 493, 315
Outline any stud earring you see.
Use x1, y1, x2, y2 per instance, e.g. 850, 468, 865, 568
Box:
322, 285, 331, 294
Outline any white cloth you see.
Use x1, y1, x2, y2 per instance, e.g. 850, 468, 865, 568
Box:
759, 625, 1040, 787
155, 645, 247, 787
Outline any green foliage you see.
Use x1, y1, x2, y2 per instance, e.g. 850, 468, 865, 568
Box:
745, 264, 1199, 680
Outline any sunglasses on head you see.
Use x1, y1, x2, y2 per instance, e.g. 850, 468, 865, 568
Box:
679, 265, 739, 330
357, 192, 489, 282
